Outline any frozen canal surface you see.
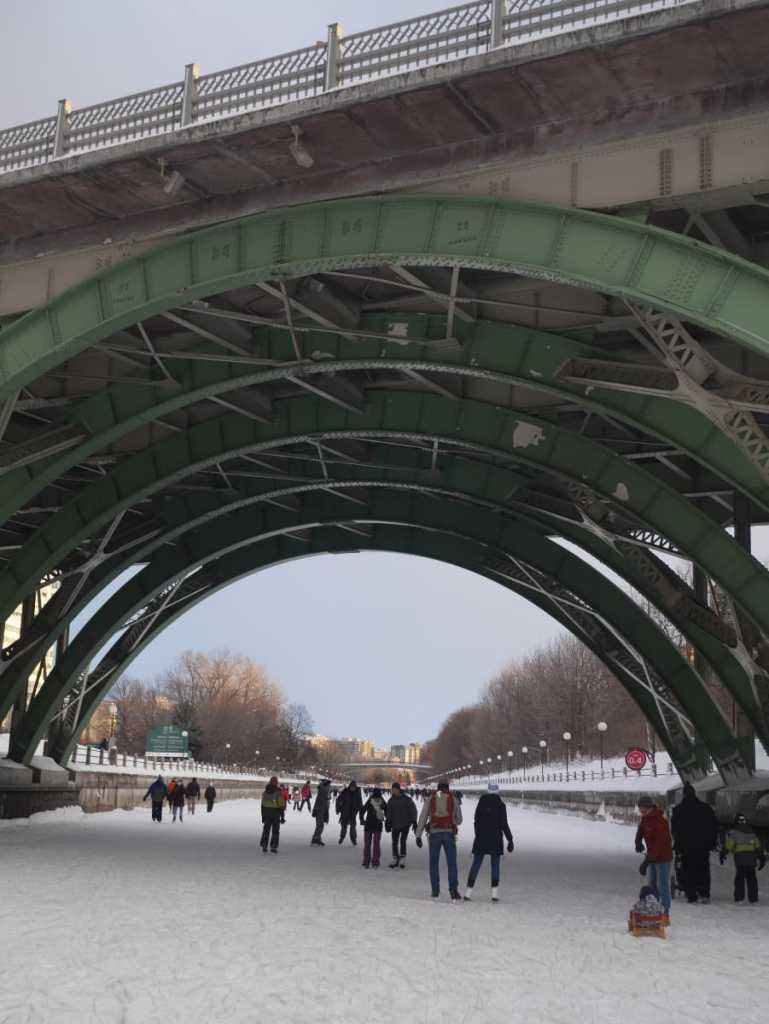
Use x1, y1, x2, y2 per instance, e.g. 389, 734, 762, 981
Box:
1, 798, 766, 1024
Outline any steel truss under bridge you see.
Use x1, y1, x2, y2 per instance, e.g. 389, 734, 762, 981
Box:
3, 195, 769, 781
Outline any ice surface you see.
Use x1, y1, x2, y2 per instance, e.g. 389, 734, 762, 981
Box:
1, 797, 766, 1024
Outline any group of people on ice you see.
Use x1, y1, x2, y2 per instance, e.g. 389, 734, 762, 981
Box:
635, 782, 766, 919
142, 775, 218, 821
262, 775, 515, 900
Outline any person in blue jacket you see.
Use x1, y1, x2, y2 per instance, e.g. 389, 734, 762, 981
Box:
143, 775, 167, 822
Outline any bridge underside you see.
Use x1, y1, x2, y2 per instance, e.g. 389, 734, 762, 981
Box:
2, 195, 769, 780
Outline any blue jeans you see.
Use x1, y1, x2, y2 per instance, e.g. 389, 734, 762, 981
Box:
467, 852, 500, 888
647, 861, 672, 912
429, 832, 458, 894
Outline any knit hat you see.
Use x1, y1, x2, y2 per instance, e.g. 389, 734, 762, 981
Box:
682, 782, 696, 799
437, 779, 449, 791
269, 776, 278, 785
391, 782, 401, 791
637, 795, 654, 809
372, 787, 382, 797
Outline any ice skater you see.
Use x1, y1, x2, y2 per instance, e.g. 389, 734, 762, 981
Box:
143, 775, 167, 822
360, 787, 387, 868
464, 786, 514, 902
171, 780, 186, 822
336, 780, 363, 846
415, 779, 462, 901
260, 776, 286, 853
186, 777, 200, 816
311, 779, 332, 845
721, 813, 766, 904
204, 782, 216, 813
635, 795, 673, 919
385, 781, 417, 869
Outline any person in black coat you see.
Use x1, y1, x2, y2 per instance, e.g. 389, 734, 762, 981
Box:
464, 791, 514, 902
143, 775, 167, 822
671, 782, 718, 902
385, 782, 418, 869
336, 780, 363, 845
204, 783, 216, 812
171, 780, 187, 822
359, 788, 387, 868
311, 779, 332, 845
186, 777, 201, 816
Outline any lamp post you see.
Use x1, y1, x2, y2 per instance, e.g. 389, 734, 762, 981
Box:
225, 741, 231, 768
486, 756, 492, 784
539, 740, 547, 780
562, 731, 572, 778
507, 749, 513, 776
597, 722, 607, 771
521, 746, 528, 780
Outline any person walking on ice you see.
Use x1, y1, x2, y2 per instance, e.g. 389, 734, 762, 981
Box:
261, 776, 286, 853
336, 780, 363, 846
385, 781, 417, 869
360, 787, 387, 868
464, 786, 514, 902
721, 813, 766, 904
311, 779, 332, 845
143, 775, 167, 822
204, 782, 216, 812
299, 780, 312, 813
415, 779, 462, 901
635, 795, 673, 921
171, 780, 186, 822
186, 777, 200, 816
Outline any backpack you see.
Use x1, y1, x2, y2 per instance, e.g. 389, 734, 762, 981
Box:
430, 790, 455, 830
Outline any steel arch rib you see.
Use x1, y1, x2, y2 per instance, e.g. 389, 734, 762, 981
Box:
53, 537, 680, 774
3, 196, 769, 402
0, 464, 762, 755
3, 317, 769, 527
2, 393, 769, 653
16, 504, 733, 778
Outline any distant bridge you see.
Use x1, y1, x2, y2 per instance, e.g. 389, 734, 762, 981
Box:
340, 762, 433, 773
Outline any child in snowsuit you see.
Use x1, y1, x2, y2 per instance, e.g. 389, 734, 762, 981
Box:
720, 813, 766, 904
360, 788, 387, 868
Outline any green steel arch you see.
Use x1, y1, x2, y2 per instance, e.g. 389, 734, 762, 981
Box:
4, 195, 769, 777
2, 195, 769, 403
15, 501, 736, 778
2, 317, 769, 530
2, 393, 769, 653
0, 460, 763, 755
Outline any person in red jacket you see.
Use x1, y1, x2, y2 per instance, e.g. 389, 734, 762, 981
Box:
635, 795, 674, 916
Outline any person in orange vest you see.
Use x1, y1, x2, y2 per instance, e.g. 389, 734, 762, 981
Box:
415, 780, 463, 901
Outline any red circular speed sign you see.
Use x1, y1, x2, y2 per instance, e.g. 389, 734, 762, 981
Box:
625, 748, 647, 771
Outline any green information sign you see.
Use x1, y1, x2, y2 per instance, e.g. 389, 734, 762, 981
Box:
145, 725, 189, 756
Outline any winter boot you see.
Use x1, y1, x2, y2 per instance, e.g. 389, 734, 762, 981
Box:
450, 888, 461, 902
430, 891, 440, 899
399, 856, 406, 870
464, 886, 474, 901
491, 887, 499, 902
389, 858, 400, 869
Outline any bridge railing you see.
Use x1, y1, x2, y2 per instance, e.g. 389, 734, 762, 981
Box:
0, 0, 698, 174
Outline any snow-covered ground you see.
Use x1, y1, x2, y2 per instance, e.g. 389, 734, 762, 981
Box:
1, 799, 766, 1024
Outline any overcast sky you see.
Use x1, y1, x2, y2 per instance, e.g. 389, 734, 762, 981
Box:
5, 2, 767, 749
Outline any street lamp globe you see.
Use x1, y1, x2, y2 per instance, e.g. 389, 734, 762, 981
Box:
507, 749, 513, 757
563, 731, 572, 742
597, 722, 608, 733
521, 746, 528, 754
539, 740, 547, 749
487, 757, 492, 764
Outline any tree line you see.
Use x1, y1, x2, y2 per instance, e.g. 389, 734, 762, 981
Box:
425, 634, 654, 774
110, 650, 330, 769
